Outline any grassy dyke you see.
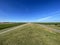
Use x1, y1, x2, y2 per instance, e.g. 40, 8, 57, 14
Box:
0, 24, 60, 45
0, 23, 26, 30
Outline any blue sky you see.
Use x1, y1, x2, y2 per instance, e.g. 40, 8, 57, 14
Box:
0, 0, 60, 22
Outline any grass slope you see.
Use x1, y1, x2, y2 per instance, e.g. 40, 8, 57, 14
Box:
0, 24, 60, 45
0, 23, 25, 30
35, 22, 60, 30
46, 25, 60, 30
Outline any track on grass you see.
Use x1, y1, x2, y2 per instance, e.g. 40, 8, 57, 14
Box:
0, 23, 28, 34
39, 24, 60, 33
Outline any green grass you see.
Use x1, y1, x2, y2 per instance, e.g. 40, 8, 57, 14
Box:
0, 24, 60, 45
0, 23, 25, 30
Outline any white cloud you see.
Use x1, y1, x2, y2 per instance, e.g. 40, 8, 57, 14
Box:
37, 16, 52, 22
36, 11, 60, 22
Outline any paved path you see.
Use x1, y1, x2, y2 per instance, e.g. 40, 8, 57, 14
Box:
0, 23, 28, 34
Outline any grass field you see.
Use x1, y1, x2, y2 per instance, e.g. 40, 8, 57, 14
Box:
0, 23, 60, 45
0, 23, 25, 30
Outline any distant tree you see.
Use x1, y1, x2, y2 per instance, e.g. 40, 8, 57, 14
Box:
55, 24, 58, 25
